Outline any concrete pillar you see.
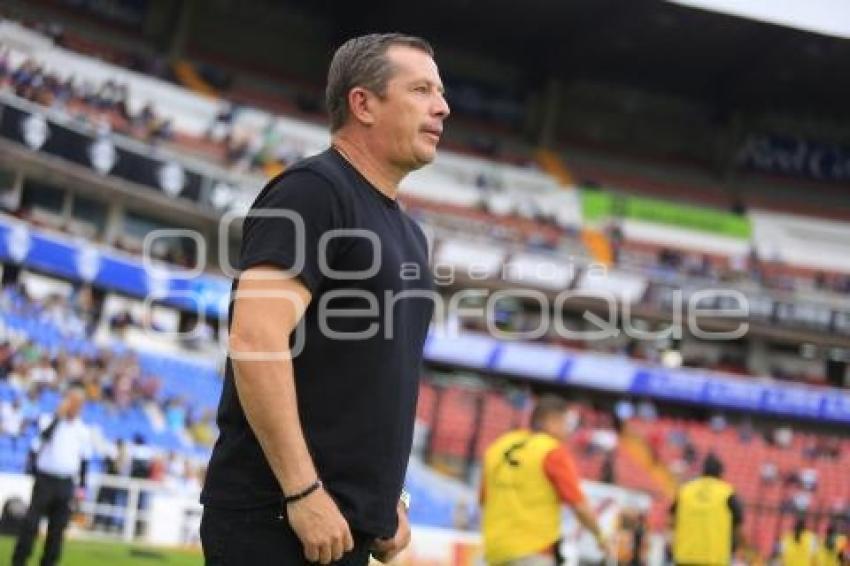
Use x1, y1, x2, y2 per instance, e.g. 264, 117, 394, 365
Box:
167, 0, 197, 62
746, 336, 770, 376
537, 77, 563, 149
103, 202, 125, 247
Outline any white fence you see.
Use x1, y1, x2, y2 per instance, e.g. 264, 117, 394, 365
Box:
0, 472, 201, 547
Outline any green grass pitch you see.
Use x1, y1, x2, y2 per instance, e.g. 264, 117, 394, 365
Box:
0, 534, 202, 565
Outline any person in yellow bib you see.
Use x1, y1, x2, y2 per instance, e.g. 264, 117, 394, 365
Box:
480, 395, 607, 566
671, 453, 744, 566
780, 517, 818, 566
816, 522, 848, 566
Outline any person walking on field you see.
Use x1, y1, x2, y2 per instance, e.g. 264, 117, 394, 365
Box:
481, 395, 608, 566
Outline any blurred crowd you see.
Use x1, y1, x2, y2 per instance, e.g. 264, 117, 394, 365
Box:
0, 48, 175, 144
0, 285, 217, 488
5, 36, 848, 308
0, 44, 305, 176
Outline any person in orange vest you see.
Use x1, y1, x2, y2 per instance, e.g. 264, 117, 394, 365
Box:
480, 395, 607, 566
671, 452, 744, 566
780, 516, 818, 566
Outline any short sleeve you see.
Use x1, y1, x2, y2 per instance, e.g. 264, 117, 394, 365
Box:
239, 171, 345, 293
543, 445, 586, 505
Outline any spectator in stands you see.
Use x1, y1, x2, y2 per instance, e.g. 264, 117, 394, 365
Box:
147, 116, 174, 145
667, 426, 687, 448
27, 356, 57, 388
206, 102, 236, 142
18, 386, 42, 433
10, 59, 39, 98
590, 427, 618, 454
790, 491, 812, 513
682, 439, 698, 467
760, 461, 778, 485
775, 426, 794, 448
780, 516, 818, 566
671, 453, 743, 566
134, 372, 160, 402
186, 408, 216, 447
481, 395, 608, 565
0, 47, 10, 84
224, 133, 252, 169
8, 362, 30, 391
163, 397, 187, 434
799, 468, 818, 491
0, 340, 13, 379
57, 353, 84, 384
92, 79, 118, 112
147, 453, 166, 482
710, 412, 727, 432
11, 385, 93, 566
737, 418, 754, 443
132, 102, 157, 135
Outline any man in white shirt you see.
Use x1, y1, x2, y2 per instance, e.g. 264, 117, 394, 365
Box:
12, 386, 93, 566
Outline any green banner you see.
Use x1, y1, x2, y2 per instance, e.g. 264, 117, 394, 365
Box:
580, 190, 751, 238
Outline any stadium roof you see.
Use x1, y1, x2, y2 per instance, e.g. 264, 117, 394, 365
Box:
297, 0, 850, 117
668, 0, 850, 40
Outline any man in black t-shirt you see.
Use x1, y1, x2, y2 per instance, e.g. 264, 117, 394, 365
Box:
200, 34, 449, 566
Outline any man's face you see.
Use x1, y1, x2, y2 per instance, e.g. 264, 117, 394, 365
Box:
370, 45, 450, 171
543, 409, 578, 441
65, 391, 84, 418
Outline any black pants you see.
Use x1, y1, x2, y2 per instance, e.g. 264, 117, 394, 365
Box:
201, 505, 374, 566
11, 473, 74, 566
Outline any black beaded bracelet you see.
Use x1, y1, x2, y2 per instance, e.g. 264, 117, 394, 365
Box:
283, 479, 322, 505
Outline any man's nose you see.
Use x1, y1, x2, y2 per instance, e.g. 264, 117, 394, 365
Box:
433, 93, 450, 119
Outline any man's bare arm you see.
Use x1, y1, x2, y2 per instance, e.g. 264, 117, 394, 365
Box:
229, 264, 353, 564
572, 500, 607, 550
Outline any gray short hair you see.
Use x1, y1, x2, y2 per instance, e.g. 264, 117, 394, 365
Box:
326, 33, 434, 132
530, 394, 569, 429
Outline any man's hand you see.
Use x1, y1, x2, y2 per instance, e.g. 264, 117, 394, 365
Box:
371, 501, 412, 563
286, 487, 354, 564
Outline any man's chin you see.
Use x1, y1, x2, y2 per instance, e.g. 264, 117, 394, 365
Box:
414, 147, 437, 167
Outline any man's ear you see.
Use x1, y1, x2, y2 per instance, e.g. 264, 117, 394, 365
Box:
347, 87, 377, 126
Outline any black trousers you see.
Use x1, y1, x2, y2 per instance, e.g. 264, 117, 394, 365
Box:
11, 472, 74, 566
201, 505, 374, 566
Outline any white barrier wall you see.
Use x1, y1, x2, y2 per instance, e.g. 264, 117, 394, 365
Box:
622, 219, 750, 257
751, 209, 850, 273
0, 472, 34, 508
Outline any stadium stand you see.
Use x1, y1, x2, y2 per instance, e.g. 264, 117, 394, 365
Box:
0, 4, 848, 562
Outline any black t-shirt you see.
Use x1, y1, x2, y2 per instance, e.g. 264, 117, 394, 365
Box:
201, 148, 435, 537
